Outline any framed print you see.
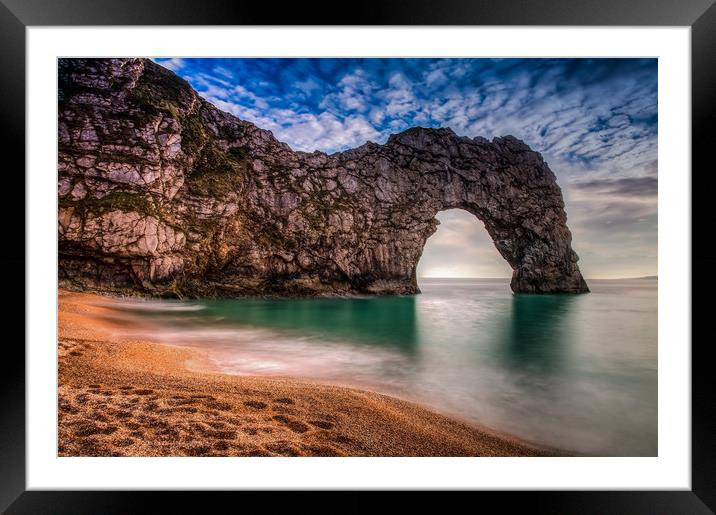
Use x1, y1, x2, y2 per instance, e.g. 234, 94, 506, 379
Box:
2, 0, 714, 512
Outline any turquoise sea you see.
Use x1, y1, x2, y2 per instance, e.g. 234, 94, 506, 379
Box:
108, 278, 657, 456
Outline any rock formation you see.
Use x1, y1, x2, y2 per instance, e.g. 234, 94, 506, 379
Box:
58, 58, 589, 297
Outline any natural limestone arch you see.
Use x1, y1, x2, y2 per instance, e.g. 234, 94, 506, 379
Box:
57, 58, 588, 297
323, 128, 589, 295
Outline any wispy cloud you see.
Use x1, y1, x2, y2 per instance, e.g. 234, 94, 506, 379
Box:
574, 176, 658, 198
156, 57, 185, 72
153, 58, 656, 168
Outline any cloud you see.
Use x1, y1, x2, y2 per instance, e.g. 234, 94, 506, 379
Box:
156, 58, 657, 168
275, 113, 380, 153
155, 58, 185, 72
381, 72, 418, 117
293, 77, 322, 97
574, 176, 658, 198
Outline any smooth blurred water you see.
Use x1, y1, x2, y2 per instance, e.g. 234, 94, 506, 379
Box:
105, 278, 657, 456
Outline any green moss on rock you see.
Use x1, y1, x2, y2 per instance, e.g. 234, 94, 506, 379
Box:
128, 61, 193, 119
180, 114, 209, 156
60, 191, 163, 219
185, 141, 251, 197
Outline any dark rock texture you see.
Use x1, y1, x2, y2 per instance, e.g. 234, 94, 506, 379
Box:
58, 58, 588, 297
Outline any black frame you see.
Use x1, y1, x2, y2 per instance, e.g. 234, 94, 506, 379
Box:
2, 0, 713, 512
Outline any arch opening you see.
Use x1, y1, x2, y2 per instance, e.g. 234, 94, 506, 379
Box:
416, 209, 513, 286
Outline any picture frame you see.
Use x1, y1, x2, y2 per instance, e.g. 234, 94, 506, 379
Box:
2, 0, 713, 511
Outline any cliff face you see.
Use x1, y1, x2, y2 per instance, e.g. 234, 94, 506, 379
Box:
58, 58, 589, 297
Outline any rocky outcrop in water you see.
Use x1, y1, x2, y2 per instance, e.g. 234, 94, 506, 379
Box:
58, 58, 588, 297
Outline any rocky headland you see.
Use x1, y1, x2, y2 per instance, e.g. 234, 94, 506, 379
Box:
58, 58, 588, 297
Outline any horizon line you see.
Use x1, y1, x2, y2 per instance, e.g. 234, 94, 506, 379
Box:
418, 275, 658, 281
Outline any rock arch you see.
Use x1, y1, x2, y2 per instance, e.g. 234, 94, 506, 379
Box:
57, 58, 588, 297
329, 128, 589, 294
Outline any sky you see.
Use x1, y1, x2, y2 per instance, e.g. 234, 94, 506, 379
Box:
155, 57, 658, 279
